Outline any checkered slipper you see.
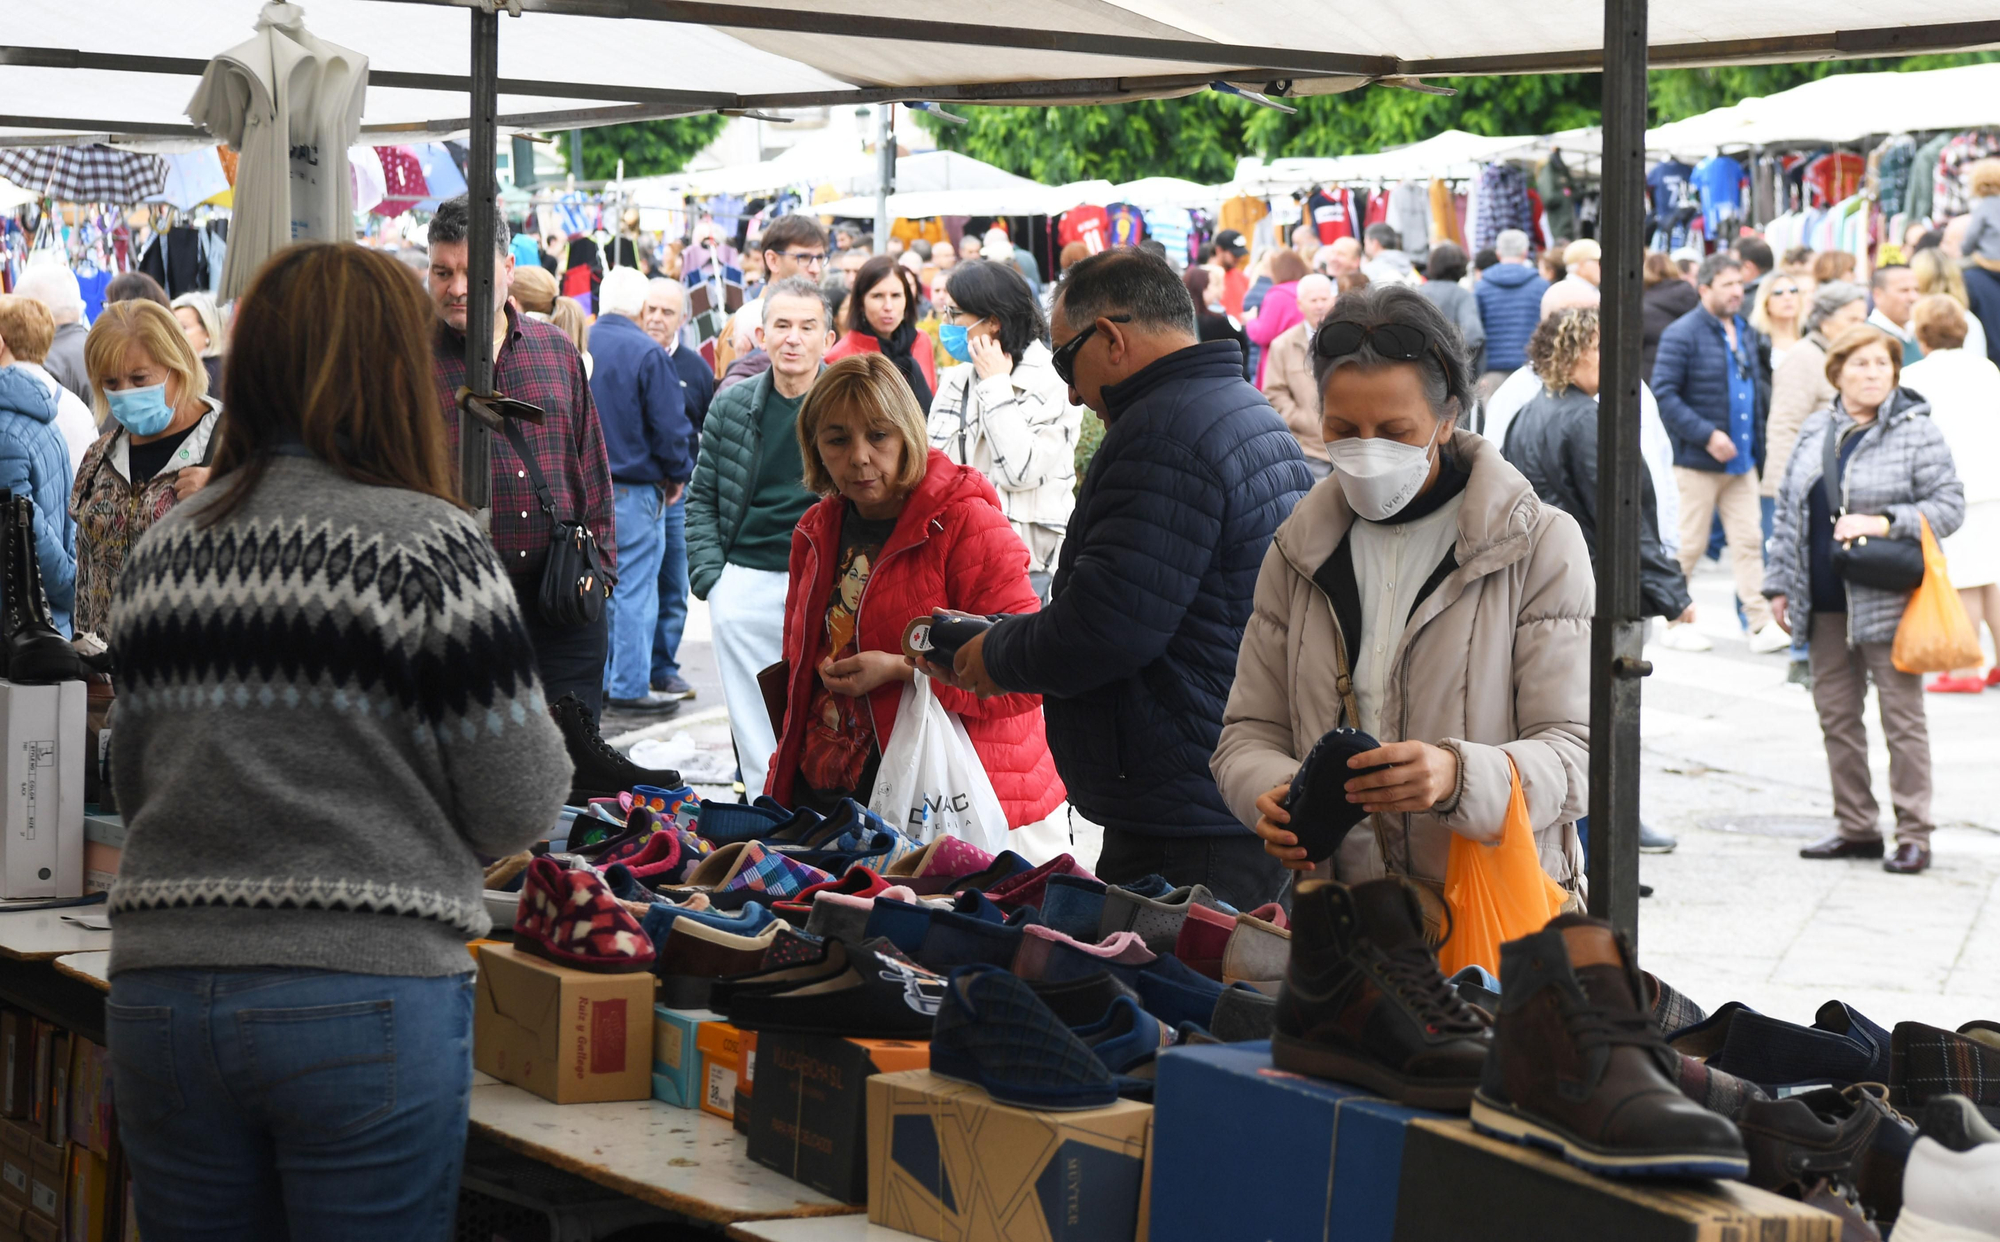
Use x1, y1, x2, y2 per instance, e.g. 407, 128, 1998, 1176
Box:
716, 842, 834, 901
513, 857, 657, 973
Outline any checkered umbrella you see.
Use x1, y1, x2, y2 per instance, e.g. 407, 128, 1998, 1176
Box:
0, 145, 169, 204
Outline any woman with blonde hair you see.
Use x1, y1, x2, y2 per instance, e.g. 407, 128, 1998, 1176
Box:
74, 298, 220, 637
1909, 246, 1988, 358
548, 295, 593, 377
1748, 270, 1806, 372
766, 352, 1062, 830
510, 264, 560, 318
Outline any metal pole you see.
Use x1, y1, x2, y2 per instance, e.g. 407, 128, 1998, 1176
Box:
460, 6, 499, 515
873, 103, 894, 254
1588, 0, 1649, 943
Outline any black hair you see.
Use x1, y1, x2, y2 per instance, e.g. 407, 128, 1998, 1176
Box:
1310, 284, 1473, 421
1364, 223, 1401, 250
1871, 262, 1913, 290
1473, 247, 1500, 272
845, 255, 919, 336
944, 260, 1048, 361
1053, 247, 1198, 338
1138, 239, 1168, 262
760, 214, 828, 262
1696, 253, 1743, 287
427, 194, 509, 258
1733, 236, 1774, 273
103, 271, 170, 309
1427, 242, 1469, 284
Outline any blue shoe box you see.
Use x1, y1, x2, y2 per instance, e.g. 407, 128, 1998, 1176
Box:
651, 1004, 722, 1109
1149, 1041, 1441, 1242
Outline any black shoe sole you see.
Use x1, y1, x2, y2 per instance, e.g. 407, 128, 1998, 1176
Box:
1800, 843, 1885, 860
605, 699, 684, 714
1271, 1033, 1478, 1111
1469, 1093, 1749, 1179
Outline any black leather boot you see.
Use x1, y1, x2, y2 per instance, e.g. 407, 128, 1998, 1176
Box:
3, 493, 81, 685
549, 693, 682, 804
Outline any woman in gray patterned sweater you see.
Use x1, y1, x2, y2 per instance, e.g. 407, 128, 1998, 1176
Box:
105, 243, 572, 1240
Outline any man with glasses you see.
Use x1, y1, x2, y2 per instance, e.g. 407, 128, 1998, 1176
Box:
925, 248, 1312, 910
720, 216, 831, 392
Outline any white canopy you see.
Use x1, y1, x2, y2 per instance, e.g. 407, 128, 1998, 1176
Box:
1236, 131, 1557, 192
1645, 62, 2000, 154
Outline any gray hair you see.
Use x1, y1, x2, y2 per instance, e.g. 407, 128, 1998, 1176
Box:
1052, 247, 1197, 338
1804, 280, 1867, 334
1310, 284, 1472, 422
763, 275, 829, 325
1696, 253, 1742, 287
1494, 229, 1531, 260
598, 267, 650, 320
15, 264, 83, 320
646, 277, 691, 316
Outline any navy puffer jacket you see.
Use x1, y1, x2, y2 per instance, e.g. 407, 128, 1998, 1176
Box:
982, 341, 1312, 838
1651, 306, 1770, 473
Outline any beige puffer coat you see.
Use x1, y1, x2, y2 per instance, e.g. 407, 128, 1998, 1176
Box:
1211, 430, 1593, 890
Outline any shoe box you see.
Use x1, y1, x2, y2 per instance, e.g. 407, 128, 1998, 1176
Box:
746, 1034, 930, 1204
651, 1005, 723, 1109
734, 1030, 756, 1136
1149, 1040, 1437, 1242
697, 1021, 745, 1121
867, 1069, 1153, 1242
0, 680, 85, 900
473, 944, 655, 1104
1393, 1118, 1842, 1241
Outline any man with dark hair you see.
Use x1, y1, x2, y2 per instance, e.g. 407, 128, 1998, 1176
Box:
1733, 235, 1773, 304
1652, 252, 1785, 655
722, 215, 832, 387
1362, 223, 1415, 285
428, 194, 619, 717
1868, 263, 1923, 366
929, 248, 1313, 909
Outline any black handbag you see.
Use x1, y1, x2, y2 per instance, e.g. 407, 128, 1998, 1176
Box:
500, 418, 608, 627
1820, 423, 1924, 593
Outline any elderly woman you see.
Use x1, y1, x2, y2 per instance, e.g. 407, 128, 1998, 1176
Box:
1214, 284, 1592, 909
767, 353, 1063, 831
1245, 248, 1312, 386
1902, 296, 2000, 693
169, 292, 225, 394
1766, 282, 1870, 529
74, 299, 220, 638
825, 256, 936, 409
1910, 246, 1989, 359
1766, 327, 1964, 875
926, 260, 1082, 598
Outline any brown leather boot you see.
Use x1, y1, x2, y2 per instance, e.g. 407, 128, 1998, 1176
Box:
1471, 914, 1749, 1178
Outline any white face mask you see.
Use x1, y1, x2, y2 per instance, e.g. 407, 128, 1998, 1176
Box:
1326, 421, 1444, 521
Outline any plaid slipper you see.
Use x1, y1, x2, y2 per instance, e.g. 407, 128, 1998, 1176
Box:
984, 854, 1098, 912
513, 857, 656, 973
1645, 970, 1709, 1038
715, 843, 835, 901
1893, 1020, 2000, 1114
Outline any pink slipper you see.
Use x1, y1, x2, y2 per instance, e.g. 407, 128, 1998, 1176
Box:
1012, 925, 1155, 980
513, 857, 656, 973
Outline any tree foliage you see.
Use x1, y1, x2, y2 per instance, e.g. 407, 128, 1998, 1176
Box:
565, 116, 728, 180
913, 55, 1997, 184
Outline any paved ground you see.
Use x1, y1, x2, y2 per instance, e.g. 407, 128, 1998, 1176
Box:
606, 560, 2000, 1034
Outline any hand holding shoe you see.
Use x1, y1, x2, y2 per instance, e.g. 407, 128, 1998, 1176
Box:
1344, 741, 1458, 814
1252, 783, 1315, 872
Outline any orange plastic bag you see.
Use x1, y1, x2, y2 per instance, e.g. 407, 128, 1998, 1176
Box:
1436, 758, 1569, 977
1892, 515, 1983, 674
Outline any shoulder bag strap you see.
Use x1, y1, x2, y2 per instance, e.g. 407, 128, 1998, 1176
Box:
498, 417, 564, 525
1819, 418, 1845, 518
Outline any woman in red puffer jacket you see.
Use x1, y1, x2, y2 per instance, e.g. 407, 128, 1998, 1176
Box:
766, 353, 1064, 829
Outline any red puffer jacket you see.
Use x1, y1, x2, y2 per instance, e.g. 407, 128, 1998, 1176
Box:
767, 449, 1065, 828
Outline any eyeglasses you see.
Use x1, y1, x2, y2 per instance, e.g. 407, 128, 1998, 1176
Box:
779, 250, 828, 269
1051, 315, 1131, 386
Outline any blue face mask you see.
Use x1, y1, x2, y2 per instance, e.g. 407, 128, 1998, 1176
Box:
938, 323, 972, 363
105, 383, 175, 437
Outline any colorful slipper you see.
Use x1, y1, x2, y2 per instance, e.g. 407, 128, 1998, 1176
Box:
513, 857, 656, 973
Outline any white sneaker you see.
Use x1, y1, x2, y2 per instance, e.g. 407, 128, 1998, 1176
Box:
1655, 623, 1713, 652
1748, 622, 1791, 654
1898, 1096, 2000, 1242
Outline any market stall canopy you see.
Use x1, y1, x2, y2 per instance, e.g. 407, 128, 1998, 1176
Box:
1644, 62, 2000, 154
642, 145, 1046, 201
10, 0, 2000, 148
1235, 131, 1558, 193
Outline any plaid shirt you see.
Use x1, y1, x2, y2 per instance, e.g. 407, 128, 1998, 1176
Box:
434, 306, 618, 582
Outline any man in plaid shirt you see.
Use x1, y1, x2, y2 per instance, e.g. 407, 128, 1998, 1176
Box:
429, 195, 618, 717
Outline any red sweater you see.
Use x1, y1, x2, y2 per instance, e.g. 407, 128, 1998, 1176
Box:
767, 449, 1064, 828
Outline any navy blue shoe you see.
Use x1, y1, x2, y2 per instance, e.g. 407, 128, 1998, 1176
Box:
1073, 995, 1173, 1076
946, 851, 1035, 895
918, 906, 1029, 973
639, 899, 775, 949
864, 897, 936, 957
1041, 875, 1108, 941
931, 965, 1118, 1111
1118, 874, 1175, 900
1028, 971, 1142, 1028
687, 799, 792, 846
1671, 1001, 1891, 1090
1134, 958, 1228, 1030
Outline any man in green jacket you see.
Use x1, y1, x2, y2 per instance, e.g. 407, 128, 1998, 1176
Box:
686, 276, 832, 795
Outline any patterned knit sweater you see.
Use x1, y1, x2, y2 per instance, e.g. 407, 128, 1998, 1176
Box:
106, 455, 573, 978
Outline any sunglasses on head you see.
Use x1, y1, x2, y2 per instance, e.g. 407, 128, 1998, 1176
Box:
1051, 315, 1132, 386
1313, 320, 1435, 365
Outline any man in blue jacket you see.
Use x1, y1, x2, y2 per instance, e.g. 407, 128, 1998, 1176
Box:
935, 248, 1313, 909
1651, 253, 1786, 655
589, 267, 697, 713
1473, 229, 1549, 395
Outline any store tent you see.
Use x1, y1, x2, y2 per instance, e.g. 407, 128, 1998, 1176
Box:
1644, 62, 2000, 153
1101, 177, 1232, 209
1236, 130, 1553, 194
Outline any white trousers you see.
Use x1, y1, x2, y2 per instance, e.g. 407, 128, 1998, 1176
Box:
708, 562, 790, 798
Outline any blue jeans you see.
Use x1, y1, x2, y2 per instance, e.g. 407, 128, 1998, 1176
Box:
605, 483, 668, 702
651, 494, 689, 686
107, 969, 476, 1242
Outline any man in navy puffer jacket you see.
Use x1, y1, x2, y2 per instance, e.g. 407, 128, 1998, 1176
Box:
935, 248, 1312, 909
1474, 230, 1550, 384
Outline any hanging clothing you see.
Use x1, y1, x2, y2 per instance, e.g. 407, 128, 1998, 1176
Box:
1386, 180, 1431, 257
138, 227, 211, 298
1906, 133, 1954, 222
1103, 203, 1147, 248
1472, 164, 1531, 252
1218, 195, 1269, 239
1535, 153, 1580, 242
1428, 179, 1463, 248
1058, 205, 1110, 254
1306, 187, 1359, 244
1802, 152, 1866, 209
1645, 159, 1695, 250
1141, 208, 1192, 268
1935, 132, 2000, 220
1690, 155, 1747, 237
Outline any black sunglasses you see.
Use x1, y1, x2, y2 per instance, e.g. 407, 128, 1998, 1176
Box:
1313, 320, 1434, 364
1051, 315, 1131, 386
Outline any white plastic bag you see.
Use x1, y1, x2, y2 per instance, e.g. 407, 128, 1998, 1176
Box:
868, 672, 1010, 854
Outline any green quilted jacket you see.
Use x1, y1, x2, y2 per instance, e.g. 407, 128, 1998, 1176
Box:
686, 369, 815, 599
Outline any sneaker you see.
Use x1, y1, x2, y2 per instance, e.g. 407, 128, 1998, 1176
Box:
550, 694, 683, 803
1273, 878, 1490, 1110
1749, 622, 1791, 654
606, 690, 685, 714
1788, 658, 1815, 689
1097, 883, 1224, 955
722, 938, 945, 1038
1927, 674, 1987, 694
1638, 823, 1678, 854
930, 965, 1118, 1111
1656, 623, 1713, 652
1471, 914, 1749, 1178
1219, 911, 1291, 991
512, 858, 657, 973
1897, 1095, 2000, 1242
652, 673, 697, 700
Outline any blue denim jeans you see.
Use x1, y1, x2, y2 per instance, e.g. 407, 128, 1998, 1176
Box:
107, 969, 475, 1242
606, 482, 668, 702
652, 494, 689, 685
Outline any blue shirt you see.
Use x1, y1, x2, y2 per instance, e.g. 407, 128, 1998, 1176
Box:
1690, 155, 1746, 234
1718, 314, 1756, 475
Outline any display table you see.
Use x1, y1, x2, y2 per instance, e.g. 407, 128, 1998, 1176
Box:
727, 1218, 918, 1241
55, 951, 110, 992
466, 1077, 860, 1225
0, 906, 112, 961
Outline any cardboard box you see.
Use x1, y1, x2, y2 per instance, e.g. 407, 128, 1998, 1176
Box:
0, 1122, 30, 1206
63, 1146, 108, 1242
472, 944, 654, 1105
61, 1046, 107, 1161
26, 1030, 50, 1141
0, 1016, 30, 1121
25, 1139, 59, 1225
19, 1214, 51, 1242
0, 1198, 23, 1242
748, 1034, 930, 1204
0, 680, 86, 900
42, 1039, 64, 1153
868, 1069, 1152, 1242
733, 1030, 760, 1136
1393, 1118, 1840, 1241
696, 1023, 743, 1121
650, 1006, 721, 1109
1150, 1040, 1436, 1242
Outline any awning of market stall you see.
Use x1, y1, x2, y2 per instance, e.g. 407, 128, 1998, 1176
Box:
1646, 61, 2000, 154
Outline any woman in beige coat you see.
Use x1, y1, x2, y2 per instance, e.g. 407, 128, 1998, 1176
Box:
1212, 285, 1593, 894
